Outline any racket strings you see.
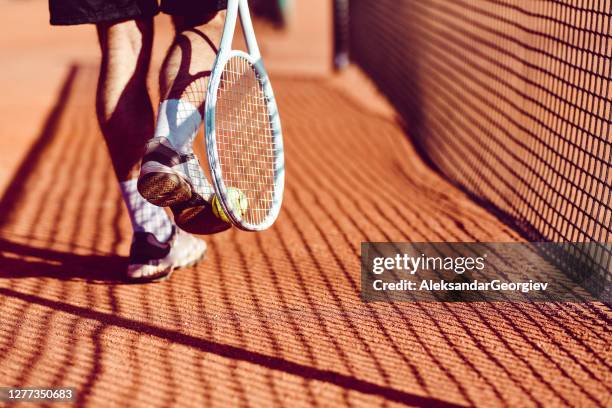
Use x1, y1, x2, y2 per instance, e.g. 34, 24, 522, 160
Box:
216, 56, 276, 225
184, 157, 214, 201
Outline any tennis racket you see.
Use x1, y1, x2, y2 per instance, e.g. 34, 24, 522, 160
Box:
205, 0, 285, 232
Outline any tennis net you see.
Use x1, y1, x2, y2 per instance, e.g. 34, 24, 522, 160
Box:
348, 0, 611, 298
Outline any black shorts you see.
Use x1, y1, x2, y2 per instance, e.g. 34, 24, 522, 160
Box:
49, 0, 228, 25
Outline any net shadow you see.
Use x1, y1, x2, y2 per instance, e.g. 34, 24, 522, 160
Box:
0, 65, 609, 407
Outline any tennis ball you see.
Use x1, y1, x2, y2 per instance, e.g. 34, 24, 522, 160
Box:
212, 187, 248, 223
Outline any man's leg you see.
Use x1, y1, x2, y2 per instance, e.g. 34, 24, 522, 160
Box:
96, 18, 153, 180
138, 12, 231, 234
96, 18, 208, 282
96, 18, 174, 244
159, 12, 225, 125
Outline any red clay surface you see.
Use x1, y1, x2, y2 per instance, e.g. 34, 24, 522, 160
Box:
0, 1, 609, 407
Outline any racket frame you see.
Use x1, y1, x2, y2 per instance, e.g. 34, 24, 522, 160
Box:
205, 0, 285, 231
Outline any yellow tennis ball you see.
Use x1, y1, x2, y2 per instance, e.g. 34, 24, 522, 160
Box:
211, 194, 229, 223
212, 188, 248, 223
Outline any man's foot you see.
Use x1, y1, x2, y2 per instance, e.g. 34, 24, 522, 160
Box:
137, 137, 198, 207
137, 137, 231, 234
127, 226, 207, 283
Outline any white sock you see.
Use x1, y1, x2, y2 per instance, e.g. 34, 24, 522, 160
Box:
120, 179, 173, 242
154, 99, 202, 154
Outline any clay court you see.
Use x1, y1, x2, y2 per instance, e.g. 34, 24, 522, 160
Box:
0, 1, 610, 407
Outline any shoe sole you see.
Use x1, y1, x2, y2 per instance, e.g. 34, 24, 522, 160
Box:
126, 265, 174, 283
150, 268, 174, 282
138, 164, 192, 207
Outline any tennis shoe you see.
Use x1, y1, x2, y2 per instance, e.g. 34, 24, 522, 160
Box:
127, 226, 207, 282
138, 137, 209, 206
138, 137, 231, 234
